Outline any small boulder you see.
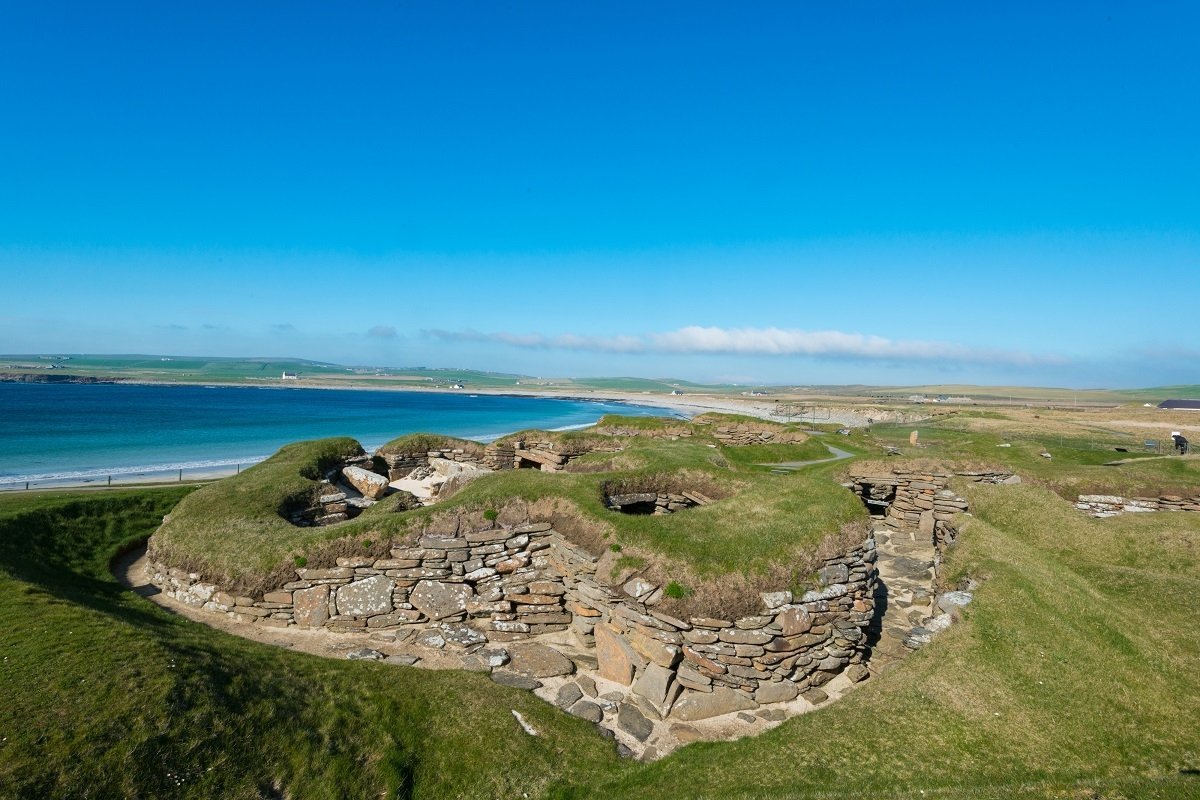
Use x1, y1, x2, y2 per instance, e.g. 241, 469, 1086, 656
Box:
346, 648, 386, 661
342, 465, 390, 500
670, 687, 757, 721
555, 682, 584, 709
568, 700, 603, 723
617, 703, 654, 742
506, 643, 576, 678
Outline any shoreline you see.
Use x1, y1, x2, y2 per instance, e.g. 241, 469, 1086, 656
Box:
1, 371, 791, 418
0, 389, 745, 494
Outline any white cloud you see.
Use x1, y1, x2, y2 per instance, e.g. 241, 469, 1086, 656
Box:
424, 325, 1063, 366
424, 329, 646, 353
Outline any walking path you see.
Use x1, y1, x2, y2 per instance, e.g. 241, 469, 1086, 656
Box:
865, 520, 940, 673
760, 442, 855, 471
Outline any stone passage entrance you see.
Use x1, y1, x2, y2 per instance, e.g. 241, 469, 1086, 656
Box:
845, 465, 997, 674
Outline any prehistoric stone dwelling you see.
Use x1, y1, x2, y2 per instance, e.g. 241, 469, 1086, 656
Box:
145, 423, 994, 753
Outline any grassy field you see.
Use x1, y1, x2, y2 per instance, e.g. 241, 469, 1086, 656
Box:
2, 469, 1197, 796
7, 353, 1198, 405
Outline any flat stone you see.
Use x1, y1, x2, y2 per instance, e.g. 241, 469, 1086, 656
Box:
628, 631, 682, 668
577, 675, 598, 697
819, 563, 849, 585
438, 623, 487, 649
596, 623, 642, 685
296, 567, 354, 580
292, 584, 331, 628
670, 687, 758, 721
937, 591, 974, 614
342, 465, 389, 499
623, 578, 656, 599
568, 700, 603, 723
335, 575, 394, 617
632, 662, 676, 712
718, 628, 774, 645
479, 647, 510, 668
617, 703, 653, 741
760, 591, 792, 609
345, 648, 386, 661
757, 708, 786, 722
555, 682, 584, 709
846, 664, 869, 683
801, 584, 847, 603
690, 617, 732, 629
669, 724, 704, 744
409, 580, 474, 620
491, 671, 542, 690
415, 629, 446, 649
754, 681, 799, 704
802, 688, 829, 705
506, 643, 575, 678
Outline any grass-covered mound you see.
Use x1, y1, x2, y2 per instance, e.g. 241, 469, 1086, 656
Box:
4, 478, 1197, 797
149, 426, 866, 609
376, 432, 486, 458
147, 437, 368, 592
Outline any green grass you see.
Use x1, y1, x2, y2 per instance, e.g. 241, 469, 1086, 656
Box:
3, 476, 1198, 797
719, 438, 836, 467
865, 418, 1200, 499
0, 488, 624, 799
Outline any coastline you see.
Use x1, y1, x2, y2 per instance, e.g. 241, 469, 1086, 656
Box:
19, 376, 782, 418
0, 386, 742, 494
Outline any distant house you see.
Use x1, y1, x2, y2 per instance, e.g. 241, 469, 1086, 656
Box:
670, 389, 684, 395
281, 372, 299, 380
1158, 399, 1200, 411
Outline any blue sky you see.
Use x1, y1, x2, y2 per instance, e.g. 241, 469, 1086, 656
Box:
1, 2, 1197, 387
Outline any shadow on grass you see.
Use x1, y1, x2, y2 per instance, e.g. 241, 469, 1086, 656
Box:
0, 488, 421, 799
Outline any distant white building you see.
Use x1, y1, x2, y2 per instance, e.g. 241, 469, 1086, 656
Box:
281, 372, 299, 380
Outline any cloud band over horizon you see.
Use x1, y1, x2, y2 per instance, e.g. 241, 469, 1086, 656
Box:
423, 325, 1065, 367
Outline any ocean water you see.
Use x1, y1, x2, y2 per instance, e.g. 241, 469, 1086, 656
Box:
0, 383, 673, 486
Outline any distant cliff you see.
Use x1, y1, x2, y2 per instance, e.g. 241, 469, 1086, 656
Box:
0, 372, 128, 384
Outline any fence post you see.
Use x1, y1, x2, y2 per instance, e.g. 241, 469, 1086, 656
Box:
178, 469, 183, 482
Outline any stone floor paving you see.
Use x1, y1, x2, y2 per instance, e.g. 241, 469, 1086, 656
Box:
864, 518, 940, 673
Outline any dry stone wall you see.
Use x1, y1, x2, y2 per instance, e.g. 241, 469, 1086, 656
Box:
147, 514, 878, 722
1076, 493, 1200, 517
560, 535, 878, 719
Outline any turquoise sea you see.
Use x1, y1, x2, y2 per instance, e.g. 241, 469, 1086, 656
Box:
0, 383, 674, 488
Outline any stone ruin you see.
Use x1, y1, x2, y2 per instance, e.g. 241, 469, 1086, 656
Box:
1076, 492, 1200, 518
144, 424, 926, 757
147, 503, 879, 754
601, 475, 717, 516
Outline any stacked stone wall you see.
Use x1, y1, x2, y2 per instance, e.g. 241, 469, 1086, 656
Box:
380, 448, 486, 481
559, 535, 877, 718
147, 515, 878, 721
1076, 493, 1200, 517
